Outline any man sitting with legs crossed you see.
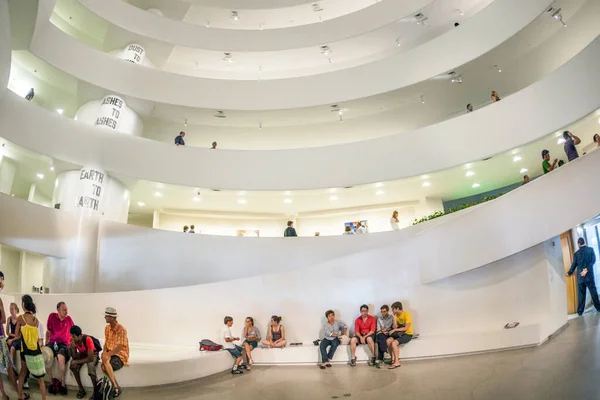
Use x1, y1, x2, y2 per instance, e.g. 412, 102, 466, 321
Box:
46, 301, 74, 395
350, 304, 376, 367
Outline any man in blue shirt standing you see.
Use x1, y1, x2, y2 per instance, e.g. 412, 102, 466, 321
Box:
566, 238, 600, 316
175, 131, 186, 146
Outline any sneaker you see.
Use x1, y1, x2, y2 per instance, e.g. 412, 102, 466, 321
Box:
350, 358, 357, 367
375, 360, 382, 369
238, 364, 247, 370
23, 381, 30, 389
59, 382, 68, 396
368, 357, 376, 366
231, 369, 244, 374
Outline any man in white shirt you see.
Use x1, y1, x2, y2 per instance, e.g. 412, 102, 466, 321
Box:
355, 222, 367, 234
221, 316, 244, 374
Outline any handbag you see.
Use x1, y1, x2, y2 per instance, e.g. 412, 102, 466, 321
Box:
24, 353, 46, 378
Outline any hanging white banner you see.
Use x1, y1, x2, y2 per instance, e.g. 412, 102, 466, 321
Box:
94, 95, 125, 131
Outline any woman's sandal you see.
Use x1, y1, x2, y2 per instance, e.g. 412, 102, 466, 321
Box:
113, 387, 123, 398
76, 389, 87, 399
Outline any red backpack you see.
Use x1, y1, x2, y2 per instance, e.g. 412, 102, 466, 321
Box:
199, 339, 222, 351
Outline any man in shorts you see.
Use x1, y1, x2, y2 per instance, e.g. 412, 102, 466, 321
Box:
349, 304, 376, 367
221, 316, 244, 374
69, 325, 100, 399
387, 301, 413, 369
46, 301, 74, 395
102, 307, 129, 398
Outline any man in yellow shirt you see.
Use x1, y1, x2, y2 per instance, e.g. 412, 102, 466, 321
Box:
387, 301, 413, 369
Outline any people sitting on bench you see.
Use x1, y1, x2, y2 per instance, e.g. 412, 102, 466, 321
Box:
261, 316, 286, 348
350, 304, 376, 367
375, 304, 394, 367
69, 325, 100, 399
387, 301, 413, 369
319, 310, 347, 369
101, 307, 129, 397
241, 317, 261, 370
221, 316, 244, 375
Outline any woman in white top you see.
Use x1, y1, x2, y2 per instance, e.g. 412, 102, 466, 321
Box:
390, 211, 400, 231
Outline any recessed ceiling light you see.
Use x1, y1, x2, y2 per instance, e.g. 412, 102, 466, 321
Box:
495, 65, 502, 73
238, 191, 246, 196
56, 109, 63, 115
192, 196, 200, 202
520, 168, 528, 174
137, 201, 145, 206
375, 182, 384, 188
284, 198, 292, 204
329, 188, 337, 193
238, 199, 247, 204
320, 45, 331, 56
154, 191, 162, 197
421, 175, 430, 180
472, 183, 480, 188
329, 195, 338, 201
223, 53, 233, 63
231, 11, 239, 20
464, 163, 473, 169
36, 173, 44, 179
466, 171, 475, 177
422, 182, 431, 187
283, 191, 292, 195
50, 166, 54, 171
376, 190, 385, 195
597, 117, 600, 124
512, 156, 522, 162
557, 138, 566, 144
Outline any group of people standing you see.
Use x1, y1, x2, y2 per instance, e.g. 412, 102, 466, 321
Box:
0, 274, 129, 400
220, 302, 413, 374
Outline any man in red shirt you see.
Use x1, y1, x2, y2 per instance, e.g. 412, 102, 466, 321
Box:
69, 325, 100, 399
349, 304, 376, 367
46, 301, 75, 395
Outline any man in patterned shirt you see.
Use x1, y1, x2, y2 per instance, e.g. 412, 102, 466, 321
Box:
101, 307, 129, 398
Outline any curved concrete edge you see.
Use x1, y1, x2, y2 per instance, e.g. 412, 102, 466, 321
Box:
30, 0, 552, 110
2, 35, 600, 191
76, 0, 433, 52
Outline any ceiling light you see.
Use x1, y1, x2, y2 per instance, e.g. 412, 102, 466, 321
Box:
184, 118, 188, 127
192, 197, 200, 202
231, 11, 239, 20
259, 23, 264, 30
36, 173, 44, 179
466, 171, 475, 177
320, 45, 331, 56
312, 3, 323, 12
50, 166, 54, 171
206, 21, 210, 27
464, 163, 473, 169
375, 182, 384, 188
472, 183, 480, 188
557, 138, 566, 145
520, 168, 528, 174
420, 95, 425, 104
457, 9, 464, 16
284, 198, 292, 203
395, 38, 401, 46
238, 199, 247, 204
283, 191, 292, 195
449, 72, 463, 84
415, 13, 428, 26
223, 53, 233, 63
421, 175, 430, 180
137, 201, 145, 206
512, 156, 522, 162
422, 182, 431, 187
329, 195, 338, 201
329, 188, 337, 193
238, 191, 246, 196
154, 191, 162, 197
547, 7, 566, 27
495, 65, 502, 73
56, 109, 63, 115
376, 190, 385, 195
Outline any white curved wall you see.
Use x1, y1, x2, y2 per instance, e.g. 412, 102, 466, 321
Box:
32, 0, 552, 109
77, 0, 434, 52
2, 35, 600, 191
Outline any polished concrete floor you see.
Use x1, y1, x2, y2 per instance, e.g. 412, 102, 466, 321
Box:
4, 313, 599, 399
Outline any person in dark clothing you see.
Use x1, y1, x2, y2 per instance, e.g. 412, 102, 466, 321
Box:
562, 131, 581, 161
25, 88, 34, 101
283, 221, 297, 237
175, 131, 186, 146
566, 238, 600, 316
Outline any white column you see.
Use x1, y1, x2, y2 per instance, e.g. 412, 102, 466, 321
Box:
0, 155, 16, 195
152, 210, 161, 229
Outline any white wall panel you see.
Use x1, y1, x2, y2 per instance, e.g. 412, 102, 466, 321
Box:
31, 0, 552, 110
2, 35, 600, 191
0, 0, 10, 101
